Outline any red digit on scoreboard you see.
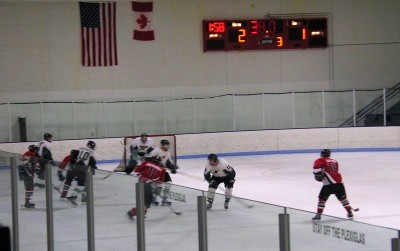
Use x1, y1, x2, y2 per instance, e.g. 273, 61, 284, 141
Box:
250, 20, 258, 35
208, 22, 225, 33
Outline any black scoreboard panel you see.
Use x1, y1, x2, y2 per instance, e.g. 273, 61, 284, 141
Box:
203, 18, 328, 52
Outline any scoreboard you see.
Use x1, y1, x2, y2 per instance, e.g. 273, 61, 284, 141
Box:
203, 18, 328, 52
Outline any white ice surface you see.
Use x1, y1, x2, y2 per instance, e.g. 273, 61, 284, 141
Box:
100, 151, 400, 230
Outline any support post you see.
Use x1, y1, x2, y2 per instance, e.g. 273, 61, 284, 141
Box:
279, 208, 290, 251
45, 163, 54, 251
197, 195, 208, 251
136, 182, 145, 251
10, 156, 19, 251
86, 167, 95, 251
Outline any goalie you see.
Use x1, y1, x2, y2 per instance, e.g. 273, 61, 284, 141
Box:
114, 133, 154, 173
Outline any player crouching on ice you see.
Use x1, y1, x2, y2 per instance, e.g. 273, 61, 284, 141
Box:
204, 154, 236, 210
127, 156, 173, 219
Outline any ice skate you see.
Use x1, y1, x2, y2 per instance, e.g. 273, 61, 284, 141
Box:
224, 198, 231, 210
152, 197, 159, 206
312, 213, 321, 221
24, 201, 35, 209
127, 210, 134, 220
347, 211, 354, 220
161, 198, 171, 206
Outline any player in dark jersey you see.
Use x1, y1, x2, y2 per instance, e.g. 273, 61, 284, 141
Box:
312, 149, 357, 220
18, 145, 39, 208
60, 141, 96, 203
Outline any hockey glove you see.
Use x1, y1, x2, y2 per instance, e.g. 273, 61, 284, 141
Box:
57, 170, 65, 181
314, 171, 324, 182
171, 168, 177, 174
204, 172, 212, 183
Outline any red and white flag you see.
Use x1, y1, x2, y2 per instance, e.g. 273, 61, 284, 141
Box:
132, 1, 155, 41
79, 2, 118, 67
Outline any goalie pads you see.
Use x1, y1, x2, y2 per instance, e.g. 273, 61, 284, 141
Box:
314, 171, 324, 182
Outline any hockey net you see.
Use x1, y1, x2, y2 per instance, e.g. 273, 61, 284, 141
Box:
116, 134, 177, 169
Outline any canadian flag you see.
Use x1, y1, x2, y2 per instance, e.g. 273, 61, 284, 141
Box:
132, 1, 154, 41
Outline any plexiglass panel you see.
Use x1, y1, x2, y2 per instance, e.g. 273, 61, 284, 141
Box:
104, 101, 135, 137
288, 208, 398, 250
194, 95, 234, 133
134, 99, 164, 134
234, 94, 264, 131
9, 103, 42, 142
294, 92, 323, 128
325, 91, 354, 127
0, 104, 10, 142
264, 93, 293, 129
42, 102, 74, 140
355, 90, 384, 126
165, 98, 194, 134
74, 102, 105, 138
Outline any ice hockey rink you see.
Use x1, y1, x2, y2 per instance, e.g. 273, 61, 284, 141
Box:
2, 150, 400, 250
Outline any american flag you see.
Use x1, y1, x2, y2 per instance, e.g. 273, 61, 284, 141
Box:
79, 2, 118, 67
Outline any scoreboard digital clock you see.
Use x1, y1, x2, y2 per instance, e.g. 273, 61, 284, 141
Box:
203, 18, 328, 52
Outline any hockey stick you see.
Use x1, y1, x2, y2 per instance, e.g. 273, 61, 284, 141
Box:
94, 171, 112, 180
217, 186, 255, 209
156, 194, 182, 215
52, 184, 78, 206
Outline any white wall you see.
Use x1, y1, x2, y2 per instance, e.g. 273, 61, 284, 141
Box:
0, 127, 399, 162
0, 0, 399, 102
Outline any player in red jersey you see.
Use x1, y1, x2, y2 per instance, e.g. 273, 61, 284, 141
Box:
18, 145, 39, 208
126, 156, 172, 219
312, 149, 357, 220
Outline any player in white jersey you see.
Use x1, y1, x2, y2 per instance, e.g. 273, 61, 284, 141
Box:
204, 153, 236, 210
145, 139, 178, 206
60, 141, 97, 203
35, 133, 54, 188
114, 133, 155, 173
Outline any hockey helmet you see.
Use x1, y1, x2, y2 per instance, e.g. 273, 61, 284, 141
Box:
43, 133, 53, 139
87, 140, 96, 150
148, 155, 162, 164
28, 145, 38, 152
160, 139, 170, 146
320, 149, 331, 157
207, 153, 218, 163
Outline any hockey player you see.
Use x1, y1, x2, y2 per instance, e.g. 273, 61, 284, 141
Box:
312, 149, 356, 220
145, 139, 178, 206
55, 149, 78, 192
60, 141, 97, 203
36, 133, 54, 188
18, 145, 39, 208
114, 133, 154, 173
126, 156, 169, 219
204, 153, 236, 210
